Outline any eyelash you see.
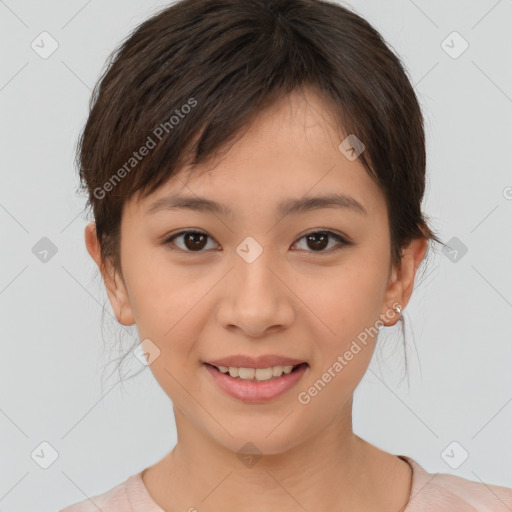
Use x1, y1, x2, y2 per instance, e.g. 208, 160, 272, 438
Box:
162, 229, 353, 254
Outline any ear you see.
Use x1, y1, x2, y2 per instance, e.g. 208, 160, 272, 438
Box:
380, 237, 428, 326
84, 222, 135, 326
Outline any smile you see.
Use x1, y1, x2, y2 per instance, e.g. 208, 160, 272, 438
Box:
203, 362, 309, 402
210, 363, 300, 381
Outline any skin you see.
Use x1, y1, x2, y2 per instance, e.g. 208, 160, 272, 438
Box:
85, 87, 427, 512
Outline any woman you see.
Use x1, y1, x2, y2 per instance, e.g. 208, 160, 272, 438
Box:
61, 0, 512, 510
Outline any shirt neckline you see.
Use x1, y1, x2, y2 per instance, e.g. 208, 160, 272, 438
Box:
397, 454, 437, 510
127, 455, 427, 511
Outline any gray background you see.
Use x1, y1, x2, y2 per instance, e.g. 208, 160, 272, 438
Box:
1, 0, 511, 510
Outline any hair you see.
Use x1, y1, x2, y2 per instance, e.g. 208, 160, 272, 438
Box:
76, 0, 445, 387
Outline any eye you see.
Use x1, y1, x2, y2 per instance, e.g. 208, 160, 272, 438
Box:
163, 229, 352, 253
163, 230, 218, 252
291, 230, 352, 253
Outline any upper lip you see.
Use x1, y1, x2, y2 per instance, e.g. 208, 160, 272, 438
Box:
204, 355, 307, 369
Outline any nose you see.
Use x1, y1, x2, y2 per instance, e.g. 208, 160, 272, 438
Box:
215, 246, 295, 338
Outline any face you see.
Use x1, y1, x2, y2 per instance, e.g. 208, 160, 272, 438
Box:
86, 87, 425, 457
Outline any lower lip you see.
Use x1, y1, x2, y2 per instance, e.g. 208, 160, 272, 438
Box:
203, 363, 308, 403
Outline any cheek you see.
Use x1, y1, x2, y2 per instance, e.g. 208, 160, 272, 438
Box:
121, 244, 201, 334
295, 258, 387, 344
293, 267, 385, 410
123, 255, 220, 388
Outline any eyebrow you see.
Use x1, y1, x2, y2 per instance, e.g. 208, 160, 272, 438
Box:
145, 192, 368, 218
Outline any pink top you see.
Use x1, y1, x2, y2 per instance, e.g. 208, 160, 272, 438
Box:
60, 455, 512, 511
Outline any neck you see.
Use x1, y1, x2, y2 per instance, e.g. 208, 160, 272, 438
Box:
143, 402, 412, 512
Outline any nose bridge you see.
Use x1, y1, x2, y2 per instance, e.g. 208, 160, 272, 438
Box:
234, 236, 281, 300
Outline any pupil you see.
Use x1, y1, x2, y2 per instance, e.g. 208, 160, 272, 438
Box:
185, 233, 207, 250
307, 233, 328, 251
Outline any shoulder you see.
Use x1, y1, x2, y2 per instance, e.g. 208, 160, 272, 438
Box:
401, 456, 512, 512
58, 474, 137, 512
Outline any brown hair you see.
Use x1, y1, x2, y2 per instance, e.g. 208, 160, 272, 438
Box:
76, 0, 444, 382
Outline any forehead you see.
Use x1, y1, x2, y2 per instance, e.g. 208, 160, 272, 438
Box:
128, 88, 385, 221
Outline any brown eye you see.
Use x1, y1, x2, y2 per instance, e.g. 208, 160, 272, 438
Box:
163, 229, 352, 254
164, 230, 217, 252
292, 231, 351, 253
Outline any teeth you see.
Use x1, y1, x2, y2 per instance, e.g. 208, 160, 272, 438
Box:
215, 364, 299, 381
272, 366, 283, 377
254, 367, 273, 381
238, 367, 255, 379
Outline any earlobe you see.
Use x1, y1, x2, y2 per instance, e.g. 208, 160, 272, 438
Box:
84, 222, 136, 326
380, 238, 428, 327
107, 271, 136, 326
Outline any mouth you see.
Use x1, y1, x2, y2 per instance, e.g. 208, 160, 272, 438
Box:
204, 362, 308, 382
203, 361, 309, 402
